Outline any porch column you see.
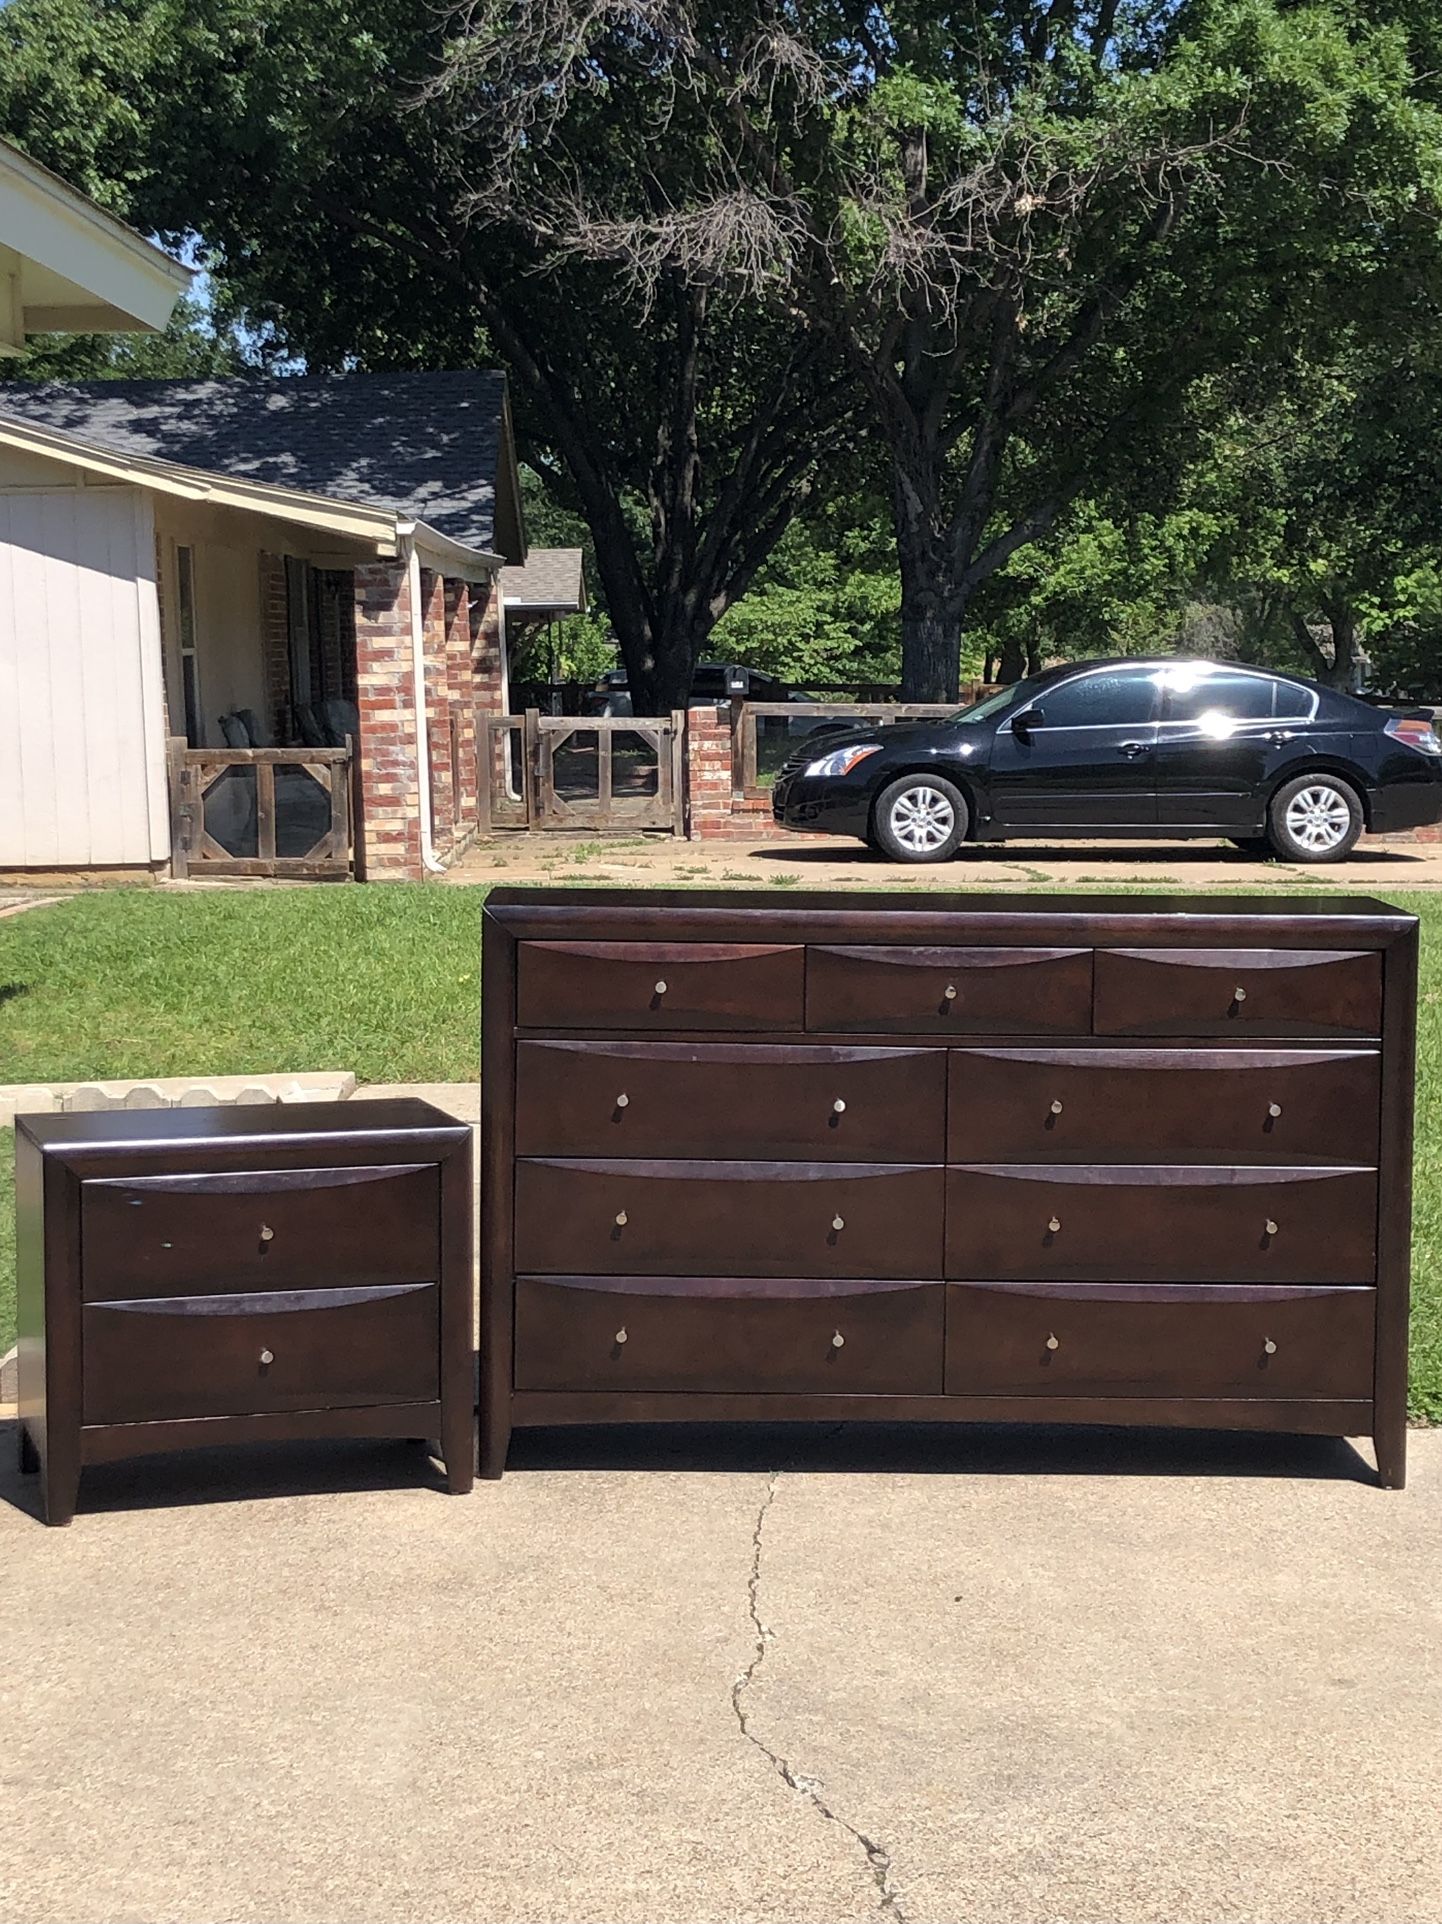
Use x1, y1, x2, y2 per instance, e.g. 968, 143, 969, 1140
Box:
468, 572, 508, 807
445, 579, 479, 824
419, 568, 459, 855
353, 559, 423, 880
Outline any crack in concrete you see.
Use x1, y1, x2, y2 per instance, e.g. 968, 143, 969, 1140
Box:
731, 1468, 911, 1922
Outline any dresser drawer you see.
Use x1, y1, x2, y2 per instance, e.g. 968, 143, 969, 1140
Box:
517, 941, 804, 1030
81, 1163, 439, 1300
944, 1282, 1375, 1399
515, 1275, 943, 1394
515, 1158, 944, 1278
946, 1164, 1376, 1283
82, 1282, 440, 1424
1093, 948, 1382, 1038
807, 945, 1092, 1035
515, 1040, 946, 1160
948, 1047, 1381, 1162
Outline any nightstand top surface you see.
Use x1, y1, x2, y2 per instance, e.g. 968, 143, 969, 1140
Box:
15, 1096, 469, 1153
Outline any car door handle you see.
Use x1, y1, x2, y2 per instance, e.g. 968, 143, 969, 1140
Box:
1263, 729, 1298, 744
1117, 741, 1151, 759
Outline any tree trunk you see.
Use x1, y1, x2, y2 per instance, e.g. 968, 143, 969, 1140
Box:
900, 605, 963, 702
998, 637, 1026, 684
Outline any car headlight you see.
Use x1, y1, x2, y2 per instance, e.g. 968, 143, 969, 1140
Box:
803, 743, 883, 778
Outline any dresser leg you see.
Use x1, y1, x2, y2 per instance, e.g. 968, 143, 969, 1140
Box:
40, 1457, 80, 1527
17, 1423, 39, 1475
1374, 1422, 1407, 1490
478, 1408, 510, 1481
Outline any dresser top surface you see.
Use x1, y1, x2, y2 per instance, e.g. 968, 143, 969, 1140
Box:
484, 887, 1416, 940
16, 1096, 470, 1155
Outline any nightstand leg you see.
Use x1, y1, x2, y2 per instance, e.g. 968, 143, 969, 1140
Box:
1375, 1420, 1407, 1491
17, 1423, 39, 1475
441, 1407, 475, 1495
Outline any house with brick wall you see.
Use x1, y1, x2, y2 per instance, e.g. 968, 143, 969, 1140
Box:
0, 370, 526, 880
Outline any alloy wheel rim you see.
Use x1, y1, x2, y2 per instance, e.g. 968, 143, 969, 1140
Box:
1284, 784, 1351, 852
891, 786, 956, 853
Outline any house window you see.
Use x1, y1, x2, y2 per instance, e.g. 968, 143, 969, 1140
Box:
176, 545, 202, 745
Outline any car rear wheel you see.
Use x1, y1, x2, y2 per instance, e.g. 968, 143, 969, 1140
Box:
872, 775, 968, 864
1266, 774, 1363, 864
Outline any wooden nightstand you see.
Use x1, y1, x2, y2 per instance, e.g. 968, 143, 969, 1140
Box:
15, 1099, 473, 1524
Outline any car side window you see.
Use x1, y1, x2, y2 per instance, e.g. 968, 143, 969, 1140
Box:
1035, 670, 1159, 728
1162, 671, 1276, 725
1270, 679, 1315, 721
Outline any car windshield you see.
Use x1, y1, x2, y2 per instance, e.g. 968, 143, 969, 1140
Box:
947, 676, 1047, 724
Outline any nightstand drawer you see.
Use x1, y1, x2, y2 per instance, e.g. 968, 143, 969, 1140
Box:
947, 1047, 1381, 1162
81, 1163, 439, 1299
515, 1275, 943, 1394
946, 1163, 1377, 1283
515, 1157, 944, 1278
518, 941, 804, 1030
1093, 948, 1382, 1038
515, 1040, 946, 1159
82, 1282, 440, 1424
944, 1282, 1375, 1399
807, 945, 1092, 1034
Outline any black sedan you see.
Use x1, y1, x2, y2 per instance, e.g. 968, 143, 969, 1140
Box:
771, 658, 1442, 864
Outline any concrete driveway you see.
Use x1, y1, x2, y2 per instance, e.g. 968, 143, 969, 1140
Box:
448, 832, 1442, 893
3, 1420, 1440, 1924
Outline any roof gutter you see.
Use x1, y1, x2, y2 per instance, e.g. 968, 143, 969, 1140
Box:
403, 537, 447, 876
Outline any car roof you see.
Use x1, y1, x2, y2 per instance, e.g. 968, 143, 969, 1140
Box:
1025, 657, 1327, 696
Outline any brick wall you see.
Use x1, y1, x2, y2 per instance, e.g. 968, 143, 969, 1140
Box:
445, 579, 479, 823
684, 703, 799, 840
353, 559, 422, 880
469, 573, 508, 802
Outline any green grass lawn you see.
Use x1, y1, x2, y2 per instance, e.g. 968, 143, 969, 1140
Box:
2, 881, 1440, 1421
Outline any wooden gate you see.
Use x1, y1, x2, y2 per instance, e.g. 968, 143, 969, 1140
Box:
480, 710, 684, 834
168, 739, 353, 879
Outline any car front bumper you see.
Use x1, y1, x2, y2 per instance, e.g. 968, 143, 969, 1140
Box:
771, 770, 874, 839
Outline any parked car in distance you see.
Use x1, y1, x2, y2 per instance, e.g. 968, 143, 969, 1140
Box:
771, 657, 1442, 864
581, 661, 792, 717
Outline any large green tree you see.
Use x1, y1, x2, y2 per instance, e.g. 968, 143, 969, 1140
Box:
0, 0, 856, 712
439, 0, 1442, 696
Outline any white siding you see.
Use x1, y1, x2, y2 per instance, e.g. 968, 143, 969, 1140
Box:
0, 486, 168, 867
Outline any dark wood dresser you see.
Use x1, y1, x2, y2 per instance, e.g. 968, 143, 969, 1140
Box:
481, 889, 1417, 1486
15, 1099, 473, 1523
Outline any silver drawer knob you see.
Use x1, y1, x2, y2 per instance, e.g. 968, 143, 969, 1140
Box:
832, 1098, 847, 1115
615, 1093, 629, 1109
615, 1209, 628, 1226
1048, 1216, 1062, 1234
1050, 1099, 1064, 1116
943, 983, 958, 1001
1265, 1218, 1279, 1237
1263, 1337, 1277, 1355
1233, 985, 1248, 1002
1267, 1102, 1282, 1119
653, 979, 668, 995
1045, 1333, 1060, 1351
832, 1330, 845, 1349
615, 1327, 628, 1345
832, 1214, 845, 1231
259, 1224, 275, 1244
259, 1348, 274, 1366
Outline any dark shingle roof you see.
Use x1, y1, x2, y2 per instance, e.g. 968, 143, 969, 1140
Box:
0, 370, 511, 552
502, 548, 586, 615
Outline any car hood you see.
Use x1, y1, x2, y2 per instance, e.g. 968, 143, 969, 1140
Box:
785, 720, 946, 769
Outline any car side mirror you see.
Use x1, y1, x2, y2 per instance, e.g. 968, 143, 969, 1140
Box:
1012, 707, 1042, 741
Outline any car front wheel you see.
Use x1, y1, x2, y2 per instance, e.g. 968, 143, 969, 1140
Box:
1266, 774, 1363, 863
872, 774, 968, 863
